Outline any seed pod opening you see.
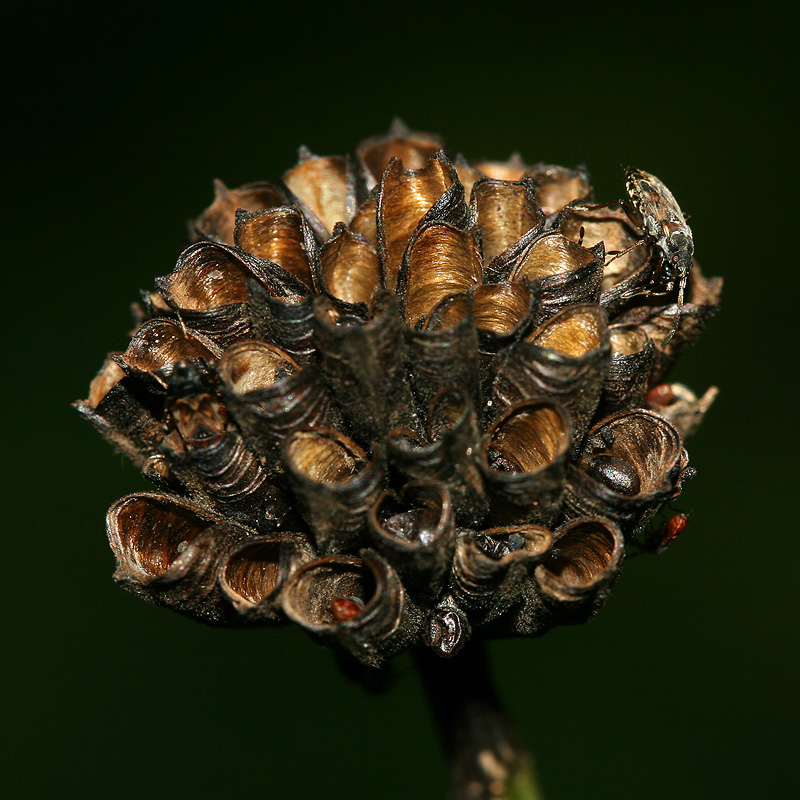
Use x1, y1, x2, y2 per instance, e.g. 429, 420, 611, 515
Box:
526, 164, 591, 216
357, 122, 444, 185
318, 223, 380, 309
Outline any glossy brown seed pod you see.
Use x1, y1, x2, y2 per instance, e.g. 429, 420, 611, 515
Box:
479, 400, 572, 526
472, 153, 529, 181
313, 291, 418, 442
317, 223, 381, 310
74, 356, 165, 465
564, 411, 686, 536
599, 325, 655, 414
218, 532, 316, 623
282, 148, 357, 240
282, 550, 418, 667
156, 242, 265, 348
193, 179, 286, 245
387, 389, 488, 527
404, 294, 482, 417
377, 152, 468, 292
368, 481, 456, 600
283, 429, 385, 553
233, 206, 318, 292
507, 232, 604, 323
532, 516, 624, 625
471, 178, 545, 265
106, 492, 247, 623
526, 164, 592, 216
357, 120, 444, 187
425, 600, 473, 658
450, 525, 552, 622
645, 382, 719, 440
492, 304, 610, 448
218, 340, 342, 465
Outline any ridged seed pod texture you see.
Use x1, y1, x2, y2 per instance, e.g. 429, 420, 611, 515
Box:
77, 122, 721, 668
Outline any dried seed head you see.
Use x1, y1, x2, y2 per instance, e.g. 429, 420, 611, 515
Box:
77, 124, 720, 665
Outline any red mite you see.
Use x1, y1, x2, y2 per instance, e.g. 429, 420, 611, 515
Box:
646, 383, 675, 407
331, 597, 364, 622
651, 513, 688, 554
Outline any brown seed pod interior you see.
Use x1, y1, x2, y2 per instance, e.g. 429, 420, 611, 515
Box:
285, 429, 369, 486
527, 304, 607, 358
511, 232, 595, 282
219, 341, 300, 395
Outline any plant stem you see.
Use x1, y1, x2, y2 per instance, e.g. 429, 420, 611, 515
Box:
414, 642, 544, 800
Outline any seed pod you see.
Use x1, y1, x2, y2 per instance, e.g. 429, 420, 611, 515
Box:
387, 389, 488, 527
508, 232, 604, 323
377, 152, 468, 292
645, 382, 719, 440
317, 223, 381, 310
533, 516, 624, 625
564, 411, 686, 536
526, 164, 592, 216
599, 325, 655, 414
471, 178, 545, 265
492, 304, 610, 447
106, 492, 246, 623
473, 153, 528, 181
313, 292, 418, 442
193, 179, 286, 244
368, 481, 456, 600
282, 149, 357, 239
479, 400, 572, 525
349, 195, 378, 246
233, 206, 318, 292
357, 120, 444, 187
450, 525, 552, 622
218, 340, 342, 466
425, 600, 472, 657
156, 242, 264, 348
404, 294, 482, 416
283, 429, 385, 553
282, 550, 418, 667
218, 532, 316, 623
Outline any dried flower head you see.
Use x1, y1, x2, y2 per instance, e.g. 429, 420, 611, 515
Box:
77, 121, 721, 667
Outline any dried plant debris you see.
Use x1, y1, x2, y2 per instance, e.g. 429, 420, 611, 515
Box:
77, 123, 721, 666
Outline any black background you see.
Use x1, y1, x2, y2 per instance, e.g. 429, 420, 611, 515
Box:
5, 5, 795, 799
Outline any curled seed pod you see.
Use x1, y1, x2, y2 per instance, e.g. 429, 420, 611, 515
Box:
156, 242, 263, 348
471, 178, 545, 265
473, 153, 528, 181
282, 149, 357, 239
526, 164, 592, 216
218, 532, 316, 623
404, 294, 482, 416
233, 207, 318, 291
508, 232, 604, 322
283, 429, 385, 553
645, 382, 719, 440
313, 291, 419, 441
106, 492, 246, 623
357, 120, 444, 187
368, 481, 456, 599
565, 411, 686, 536
74, 356, 165, 465
317, 223, 380, 310
492, 304, 610, 447
349, 196, 378, 247
533, 516, 624, 625
479, 400, 572, 525
599, 325, 655, 414
425, 601, 472, 658
282, 550, 417, 667
218, 340, 342, 466
450, 525, 552, 621
377, 152, 468, 291
387, 389, 488, 527
193, 179, 286, 245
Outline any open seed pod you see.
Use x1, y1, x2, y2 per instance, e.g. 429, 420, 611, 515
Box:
107, 492, 247, 623
80, 126, 719, 665
282, 550, 419, 667
218, 532, 316, 624
565, 411, 687, 536
368, 481, 456, 599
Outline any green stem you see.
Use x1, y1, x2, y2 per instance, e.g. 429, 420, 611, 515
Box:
415, 642, 545, 800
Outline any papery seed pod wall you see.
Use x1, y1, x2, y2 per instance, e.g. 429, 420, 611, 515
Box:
77, 121, 721, 669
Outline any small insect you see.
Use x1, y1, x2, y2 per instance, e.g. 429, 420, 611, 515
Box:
625, 168, 694, 342
646, 513, 689, 554
645, 383, 676, 407
331, 597, 364, 622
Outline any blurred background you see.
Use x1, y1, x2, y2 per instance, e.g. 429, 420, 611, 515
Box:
5, 5, 794, 798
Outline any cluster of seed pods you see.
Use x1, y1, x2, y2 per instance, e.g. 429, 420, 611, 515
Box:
78, 124, 721, 667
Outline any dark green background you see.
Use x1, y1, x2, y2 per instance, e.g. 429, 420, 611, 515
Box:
6, 6, 795, 798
